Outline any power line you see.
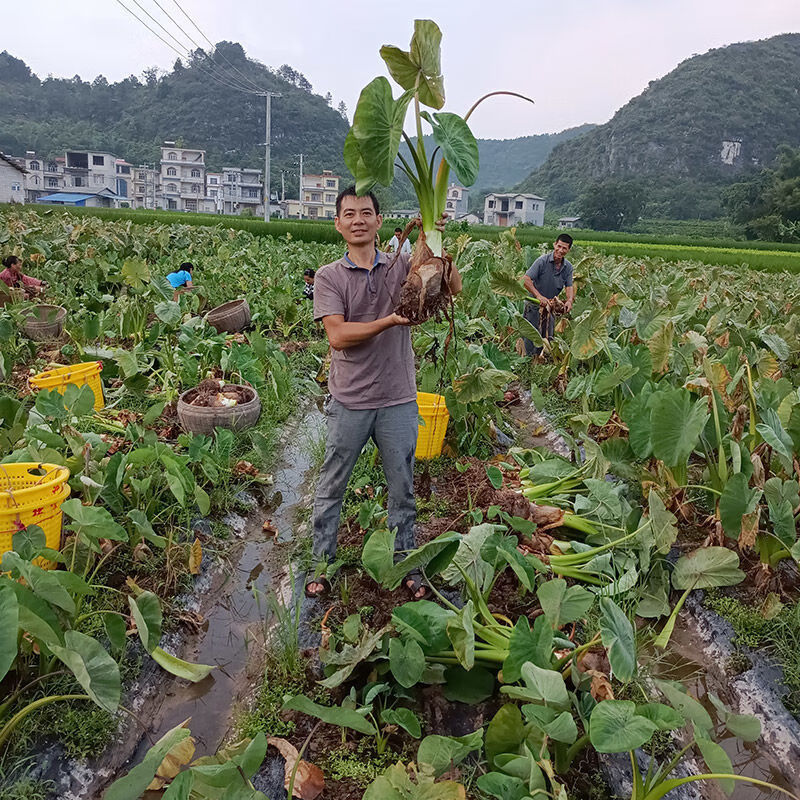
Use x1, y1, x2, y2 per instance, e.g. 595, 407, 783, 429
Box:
160, 0, 267, 94
114, 0, 260, 95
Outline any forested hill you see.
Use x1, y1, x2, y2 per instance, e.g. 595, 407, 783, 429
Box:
0, 44, 349, 197
518, 33, 800, 217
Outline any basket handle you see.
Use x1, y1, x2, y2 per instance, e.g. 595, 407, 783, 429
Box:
0, 463, 19, 507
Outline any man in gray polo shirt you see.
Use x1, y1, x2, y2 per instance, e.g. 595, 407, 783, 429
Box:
523, 233, 575, 356
307, 186, 460, 598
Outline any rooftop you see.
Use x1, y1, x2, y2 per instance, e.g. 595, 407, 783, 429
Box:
0, 152, 28, 174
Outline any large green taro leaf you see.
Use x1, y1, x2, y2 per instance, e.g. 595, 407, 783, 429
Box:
671, 546, 745, 590
589, 700, 657, 753
426, 111, 479, 186
649, 388, 709, 469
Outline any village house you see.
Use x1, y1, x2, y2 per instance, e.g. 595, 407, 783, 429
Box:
0, 153, 27, 204
221, 167, 264, 216
484, 192, 546, 227
558, 216, 582, 229
286, 170, 339, 219
443, 183, 469, 219
160, 142, 206, 212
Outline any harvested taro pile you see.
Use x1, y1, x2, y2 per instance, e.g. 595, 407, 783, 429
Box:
188, 378, 252, 407
394, 227, 453, 324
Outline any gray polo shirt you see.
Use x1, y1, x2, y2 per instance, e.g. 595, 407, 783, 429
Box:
526, 252, 574, 300
314, 250, 416, 410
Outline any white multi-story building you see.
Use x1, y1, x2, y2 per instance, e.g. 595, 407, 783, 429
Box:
160, 142, 206, 212
443, 183, 469, 219
0, 153, 27, 204
131, 165, 160, 210
63, 150, 118, 193
221, 167, 263, 216
115, 159, 134, 204
484, 192, 545, 227
286, 170, 340, 219
23, 152, 67, 203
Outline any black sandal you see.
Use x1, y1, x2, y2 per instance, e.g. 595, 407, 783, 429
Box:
404, 574, 431, 601
305, 576, 330, 598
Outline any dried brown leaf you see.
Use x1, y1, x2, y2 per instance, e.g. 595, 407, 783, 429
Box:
147, 720, 195, 790
268, 737, 324, 800
738, 508, 760, 550
188, 538, 202, 575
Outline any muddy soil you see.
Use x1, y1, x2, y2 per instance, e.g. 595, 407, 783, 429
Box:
185, 379, 255, 407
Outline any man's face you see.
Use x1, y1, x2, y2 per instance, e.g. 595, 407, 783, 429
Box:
335, 195, 382, 247
553, 240, 571, 260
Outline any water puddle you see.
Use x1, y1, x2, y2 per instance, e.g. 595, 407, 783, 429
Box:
644, 625, 798, 799
131, 404, 324, 762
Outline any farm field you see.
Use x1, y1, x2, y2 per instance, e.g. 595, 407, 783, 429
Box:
1, 207, 800, 800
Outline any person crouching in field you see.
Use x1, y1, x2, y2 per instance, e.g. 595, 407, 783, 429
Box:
166, 262, 195, 300
1, 255, 46, 300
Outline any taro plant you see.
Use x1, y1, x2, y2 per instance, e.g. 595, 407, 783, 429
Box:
344, 19, 532, 323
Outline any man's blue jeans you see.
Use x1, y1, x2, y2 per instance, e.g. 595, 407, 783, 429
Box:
311, 397, 418, 570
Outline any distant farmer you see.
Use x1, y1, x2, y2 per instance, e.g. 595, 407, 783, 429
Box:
0, 255, 45, 299
388, 226, 411, 255
306, 186, 459, 600
302, 268, 315, 300
166, 262, 194, 300
522, 234, 575, 356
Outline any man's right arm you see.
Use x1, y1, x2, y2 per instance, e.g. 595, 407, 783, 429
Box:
322, 313, 408, 350
523, 258, 549, 305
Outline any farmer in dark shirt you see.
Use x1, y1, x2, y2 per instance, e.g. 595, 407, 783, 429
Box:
522, 234, 575, 356
307, 186, 460, 600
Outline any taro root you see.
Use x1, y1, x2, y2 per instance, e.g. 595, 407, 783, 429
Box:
395, 228, 453, 324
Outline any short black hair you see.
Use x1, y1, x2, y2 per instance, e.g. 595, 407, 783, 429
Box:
303, 268, 316, 278
555, 234, 573, 247
2, 255, 20, 268
394, 227, 403, 234
335, 185, 380, 217
180, 261, 194, 272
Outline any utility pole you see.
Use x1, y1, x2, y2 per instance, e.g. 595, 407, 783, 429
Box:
280, 170, 286, 202
262, 92, 281, 222
298, 153, 304, 219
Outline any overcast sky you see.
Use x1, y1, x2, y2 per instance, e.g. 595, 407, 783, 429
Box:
5, 0, 800, 139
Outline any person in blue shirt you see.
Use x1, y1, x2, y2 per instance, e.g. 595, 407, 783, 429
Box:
166, 262, 195, 299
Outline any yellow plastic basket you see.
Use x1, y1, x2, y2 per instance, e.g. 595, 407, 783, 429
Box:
0, 463, 71, 569
29, 361, 105, 410
416, 392, 450, 460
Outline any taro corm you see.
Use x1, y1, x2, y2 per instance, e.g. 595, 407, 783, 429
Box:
344, 19, 533, 324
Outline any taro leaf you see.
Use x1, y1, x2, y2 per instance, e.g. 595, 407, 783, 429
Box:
103, 723, 192, 800
707, 693, 762, 741
589, 700, 658, 753
647, 322, 675, 374
599, 598, 636, 682
443, 665, 495, 704
594, 363, 639, 396
537, 579, 595, 629
570, 309, 608, 360
671, 547, 745, 590
453, 367, 513, 404
350, 77, 413, 187
486, 464, 503, 490
695, 735, 734, 795
129, 591, 162, 653
115, 348, 141, 379
143, 401, 166, 427
127, 509, 166, 548
429, 112, 479, 186
647, 490, 679, 554
576, 479, 623, 524
34, 389, 67, 420
764, 477, 799, 547
719, 473, 762, 539
522, 705, 578, 744
621, 383, 655, 459
757, 407, 795, 474
154, 301, 181, 326
476, 772, 528, 800
343, 129, 374, 195
49, 630, 121, 712
380, 707, 422, 738
12, 524, 46, 561
482, 534, 537, 591
193, 485, 210, 518
389, 637, 425, 688
649, 388, 709, 469
62, 498, 127, 543
379, 19, 444, 109
636, 562, 671, 619
761, 332, 790, 362
788, 403, 800, 454
392, 600, 452, 653
654, 679, 713, 733
384, 531, 461, 590
104, 613, 128, 653
2, 551, 76, 614
283, 694, 376, 735
151, 647, 214, 683
446, 600, 475, 670
364, 763, 464, 800
0, 587, 19, 682
121, 258, 150, 289
485, 704, 525, 770
62, 383, 95, 416
417, 729, 483, 778
500, 662, 569, 709
362, 527, 396, 583
319, 624, 390, 689
502, 614, 552, 683
635, 703, 685, 731
9, 582, 64, 648
441, 523, 499, 592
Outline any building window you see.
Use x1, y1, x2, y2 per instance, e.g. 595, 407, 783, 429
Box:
93, 155, 104, 166
447, 201, 454, 209
325, 193, 335, 203
119, 165, 130, 174
311, 192, 321, 202
47, 177, 59, 187
74, 177, 85, 187
209, 177, 218, 185
138, 171, 145, 180
47, 162, 58, 172
166, 183, 177, 192
191, 169, 200, 178
166, 167, 177, 176
209, 189, 217, 198
29, 160, 40, 171
191, 184, 200, 193
515, 200, 523, 209
32, 176, 40, 185
167, 152, 177, 160
94, 175, 104, 185
185, 199, 197, 211
326, 210, 334, 218
326, 179, 336, 188
226, 173, 237, 182
488, 200, 495, 208
11, 183, 20, 192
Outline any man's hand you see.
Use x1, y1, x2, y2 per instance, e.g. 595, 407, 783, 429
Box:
389, 312, 411, 326
564, 299, 573, 313
435, 213, 448, 233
